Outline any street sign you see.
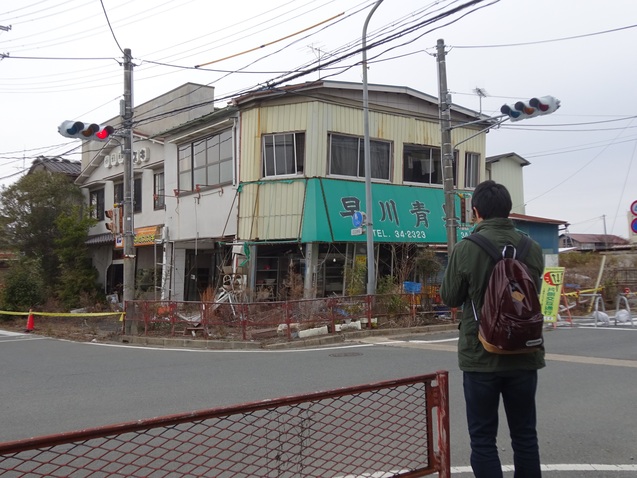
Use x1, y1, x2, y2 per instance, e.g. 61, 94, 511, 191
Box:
352, 211, 365, 228
351, 227, 364, 236
631, 218, 637, 234
631, 200, 637, 216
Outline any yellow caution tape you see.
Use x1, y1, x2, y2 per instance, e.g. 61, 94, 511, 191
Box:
562, 287, 603, 297
0, 310, 125, 319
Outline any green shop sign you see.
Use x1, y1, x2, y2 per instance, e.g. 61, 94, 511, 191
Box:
301, 178, 469, 243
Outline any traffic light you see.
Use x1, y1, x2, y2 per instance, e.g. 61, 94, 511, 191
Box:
58, 121, 115, 142
105, 209, 116, 234
500, 96, 560, 122
105, 208, 121, 234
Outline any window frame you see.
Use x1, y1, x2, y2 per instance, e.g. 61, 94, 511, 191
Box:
328, 133, 391, 181
262, 132, 305, 177
464, 152, 480, 189
89, 188, 105, 221
402, 143, 457, 186
153, 171, 165, 210
114, 178, 142, 213
178, 129, 233, 192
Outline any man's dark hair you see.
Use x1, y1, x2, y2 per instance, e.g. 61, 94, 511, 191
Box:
471, 180, 512, 219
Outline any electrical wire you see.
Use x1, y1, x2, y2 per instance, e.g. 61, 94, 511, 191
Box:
132, 0, 492, 128
99, 0, 124, 55
450, 23, 637, 48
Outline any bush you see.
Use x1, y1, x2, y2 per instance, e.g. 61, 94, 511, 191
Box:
0, 261, 45, 312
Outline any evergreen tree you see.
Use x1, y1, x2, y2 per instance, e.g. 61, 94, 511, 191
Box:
0, 170, 99, 309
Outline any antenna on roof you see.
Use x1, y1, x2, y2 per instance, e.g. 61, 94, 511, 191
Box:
473, 87, 488, 114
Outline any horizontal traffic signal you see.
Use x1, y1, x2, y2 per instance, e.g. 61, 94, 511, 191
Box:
500, 96, 560, 122
58, 121, 115, 142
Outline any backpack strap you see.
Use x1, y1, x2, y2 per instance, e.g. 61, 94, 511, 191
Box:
464, 233, 501, 263
516, 234, 532, 262
464, 232, 533, 263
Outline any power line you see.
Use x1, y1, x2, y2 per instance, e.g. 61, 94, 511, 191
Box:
98, 0, 124, 55
450, 23, 637, 48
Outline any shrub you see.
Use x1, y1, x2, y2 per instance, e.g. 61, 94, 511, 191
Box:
0, 260, 44, 312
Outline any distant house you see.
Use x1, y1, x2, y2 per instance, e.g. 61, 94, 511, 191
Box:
511, 213, 567, 254
559, 233, 629, 251
28, 156, 81, 180
486, 152, 530, 215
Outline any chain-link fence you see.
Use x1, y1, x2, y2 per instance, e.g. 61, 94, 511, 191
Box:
0, 372, 450, 477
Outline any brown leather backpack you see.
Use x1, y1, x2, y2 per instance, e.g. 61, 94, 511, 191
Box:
465, 233, 544, 354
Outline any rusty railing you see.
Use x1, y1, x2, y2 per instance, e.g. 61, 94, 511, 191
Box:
0, 372, 450, 477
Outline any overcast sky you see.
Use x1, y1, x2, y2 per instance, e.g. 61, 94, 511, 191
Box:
2, 0, 637, 238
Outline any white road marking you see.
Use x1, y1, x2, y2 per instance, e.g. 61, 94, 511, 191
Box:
0, 329, 30, 337
451, 464, 637, 474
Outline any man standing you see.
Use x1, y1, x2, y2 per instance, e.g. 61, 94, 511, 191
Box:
440, 180, 545, 478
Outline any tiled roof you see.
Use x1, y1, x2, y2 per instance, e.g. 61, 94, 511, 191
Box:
560, 233, 628, 245
28, 156, 81, 178
509, 212, 567, 225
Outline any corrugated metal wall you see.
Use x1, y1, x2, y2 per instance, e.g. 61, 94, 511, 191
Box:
238, 101, 487, 241
488, 159, 526, 214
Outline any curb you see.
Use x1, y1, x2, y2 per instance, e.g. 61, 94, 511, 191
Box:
119, 322, 458, 350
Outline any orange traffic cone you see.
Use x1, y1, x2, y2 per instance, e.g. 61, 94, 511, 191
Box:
25, 310, 35, 333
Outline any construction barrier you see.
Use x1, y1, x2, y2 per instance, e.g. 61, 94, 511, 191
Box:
0, 372, 450, 478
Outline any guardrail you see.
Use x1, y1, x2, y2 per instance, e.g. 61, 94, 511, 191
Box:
0, 372, 450, 477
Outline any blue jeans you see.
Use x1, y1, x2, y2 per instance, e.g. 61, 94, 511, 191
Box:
463, 370, 541, 478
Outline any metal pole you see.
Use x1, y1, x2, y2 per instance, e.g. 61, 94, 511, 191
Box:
362, 0, 383, 295
437, 39, 457, 256
123, 48, 136, 333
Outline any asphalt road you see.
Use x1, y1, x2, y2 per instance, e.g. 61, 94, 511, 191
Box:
1, 320, 636, 477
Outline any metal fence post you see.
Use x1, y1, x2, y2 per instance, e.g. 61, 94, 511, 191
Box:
436, 370, 451, 478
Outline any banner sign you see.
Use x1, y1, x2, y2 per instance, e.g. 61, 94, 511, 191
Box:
540, 266, 565, 323
301, 178, 471, 244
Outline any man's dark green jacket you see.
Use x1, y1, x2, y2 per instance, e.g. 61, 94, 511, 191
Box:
440, 217, 546, 372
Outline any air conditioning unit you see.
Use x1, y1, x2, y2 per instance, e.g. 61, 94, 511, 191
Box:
103, 155, 111, 168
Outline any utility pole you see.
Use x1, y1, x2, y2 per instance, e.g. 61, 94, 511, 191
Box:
122, 48, 136, 333
437, 39, 457, 255
362, 0, 383, 295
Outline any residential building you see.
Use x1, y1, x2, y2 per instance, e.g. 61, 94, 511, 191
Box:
78, 80, 565, 303
159, 80, 492, 300
76, 83, 217, 299
486, 152, 529, 215
559, 233, 629, 251
28, 156, 81, 180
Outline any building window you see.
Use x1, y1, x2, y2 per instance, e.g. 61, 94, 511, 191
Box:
89, 189, 105, 221
402, 144, 457, 186
328, 133, 391, 180
154, 171, 165, 210
114, 178, 142, 213
464, 152, 480, 188
179, 129, 233, 192
262, 132, 305, 177
134, 178, 142, 213
114, 183, 123, 205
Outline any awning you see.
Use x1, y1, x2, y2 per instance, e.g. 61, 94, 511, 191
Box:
86, 233, 114, 246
